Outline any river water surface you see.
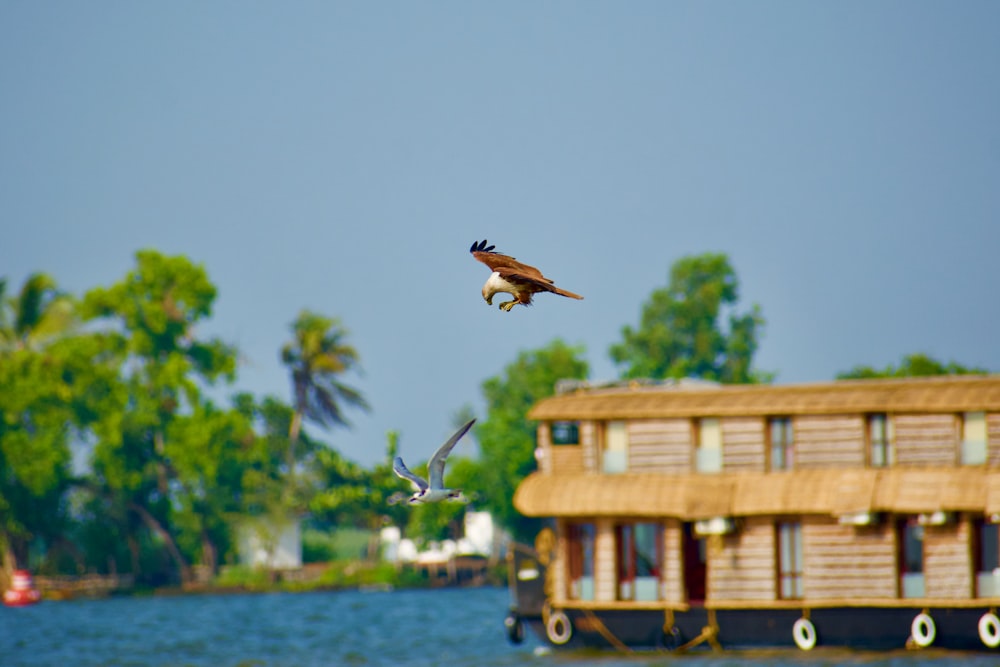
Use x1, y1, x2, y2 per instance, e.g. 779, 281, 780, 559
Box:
1, 586, 996, 667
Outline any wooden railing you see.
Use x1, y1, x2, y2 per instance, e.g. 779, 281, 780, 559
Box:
33, 573, 134, 598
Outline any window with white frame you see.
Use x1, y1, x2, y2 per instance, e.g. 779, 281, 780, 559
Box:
769, 417, 794, 471
602, 420, 628, 473
777, 522, 803, 599
616, 522, 663, 602
961, 412, 987, 465
868, 413, 893, 467
695, 417, 722, 473
567, 522, 596, 601
899, 518, 925, 598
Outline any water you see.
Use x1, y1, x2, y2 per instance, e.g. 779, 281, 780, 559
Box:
0, 587, 996, 667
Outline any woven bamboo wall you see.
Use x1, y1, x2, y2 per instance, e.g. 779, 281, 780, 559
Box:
595, 519, 616, 602
989, 414, 1000, 466
721, 418, 766, 472
537, 424, 552, 473
894, 414, 958, 466
627, 419, 692, 473
924, 518, 973, 599
707, 517, 775, 601
801, 518, 896, 599
662, 520, 685, 603
549, 447, 584, 474
553, 522, 568, 603
580, 421, 598, 472
794, 415, 866, 469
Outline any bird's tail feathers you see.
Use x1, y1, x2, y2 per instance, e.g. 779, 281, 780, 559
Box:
550, 285, 584, 300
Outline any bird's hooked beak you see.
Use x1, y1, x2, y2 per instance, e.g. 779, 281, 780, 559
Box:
482, 287, 493, 305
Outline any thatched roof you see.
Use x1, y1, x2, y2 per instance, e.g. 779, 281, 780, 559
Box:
514, 468, 997, 519
528, 375, 1000, 421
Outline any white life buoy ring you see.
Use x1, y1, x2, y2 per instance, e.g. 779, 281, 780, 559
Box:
546, 609, 573, 645
792, 617, 817, 651
979, 612, 1000, 648
911, 612, 936, 648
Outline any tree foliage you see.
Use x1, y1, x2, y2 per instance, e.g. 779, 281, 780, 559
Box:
81, 250, 240, 584
280, 310, 369, 486
0, 274, 124, 576
308, 429, 417, 561
0, 257, 380, 581
0, 256, 387, 583
609, 253, 768, 383
0, 274, 75, 352
836, 352, 989, 380
476, 340, 589, 542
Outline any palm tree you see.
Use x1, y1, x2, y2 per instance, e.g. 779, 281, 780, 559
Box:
280, 310, 370, 476
0, 273, 75, 352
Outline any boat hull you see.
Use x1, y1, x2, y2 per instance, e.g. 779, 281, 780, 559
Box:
518, 605, 1000, 652
505, 540, 1000, 653
3, 589, 42, 607
3, 570, 42, 608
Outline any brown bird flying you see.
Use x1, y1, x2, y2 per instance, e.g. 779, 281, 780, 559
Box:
470, 239, 584, 312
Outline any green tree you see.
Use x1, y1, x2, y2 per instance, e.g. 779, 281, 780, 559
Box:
0, 274, 75, 352
609, 253, 768, 383
308, 430, 413, 562
307, 448, 370, 528
477, 339, 588, 542
231, 394, 298, 517
837, 353, 989, 379
229, 393, 324, 570
164, 401, 256, 574
0, 275, 123, 579
280, 311, 369, 491
81, 250, 237, 585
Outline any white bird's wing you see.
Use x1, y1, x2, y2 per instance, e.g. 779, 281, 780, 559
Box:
427, 419, 476, 490
393, 456, 427, 492
386, 491, 409, 506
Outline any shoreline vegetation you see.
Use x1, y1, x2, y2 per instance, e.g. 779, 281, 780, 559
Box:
32, 557, 507, 601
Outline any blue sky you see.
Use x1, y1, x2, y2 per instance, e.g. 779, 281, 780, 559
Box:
3, 2, 999, 467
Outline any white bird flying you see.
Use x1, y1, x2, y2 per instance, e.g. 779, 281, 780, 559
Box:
390, 419, 476, 505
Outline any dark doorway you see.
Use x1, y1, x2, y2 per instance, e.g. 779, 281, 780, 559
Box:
683, 523, 707, 604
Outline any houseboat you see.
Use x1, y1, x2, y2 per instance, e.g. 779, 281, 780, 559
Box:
504, 375, 1000, 653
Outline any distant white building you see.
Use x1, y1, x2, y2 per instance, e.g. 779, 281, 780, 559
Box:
237, 517, 302, 569
381, 511, 503, 564
461, 511, 496, 555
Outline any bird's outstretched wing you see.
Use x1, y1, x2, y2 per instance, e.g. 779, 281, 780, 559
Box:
427, 418, 476, 490
386, 491, 409, 506
470, 240, 549, 282
393, 456, 427, 492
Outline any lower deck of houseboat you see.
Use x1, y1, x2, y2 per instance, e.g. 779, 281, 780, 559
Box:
505, 535, 1000, 654
515, 604, 999, 652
